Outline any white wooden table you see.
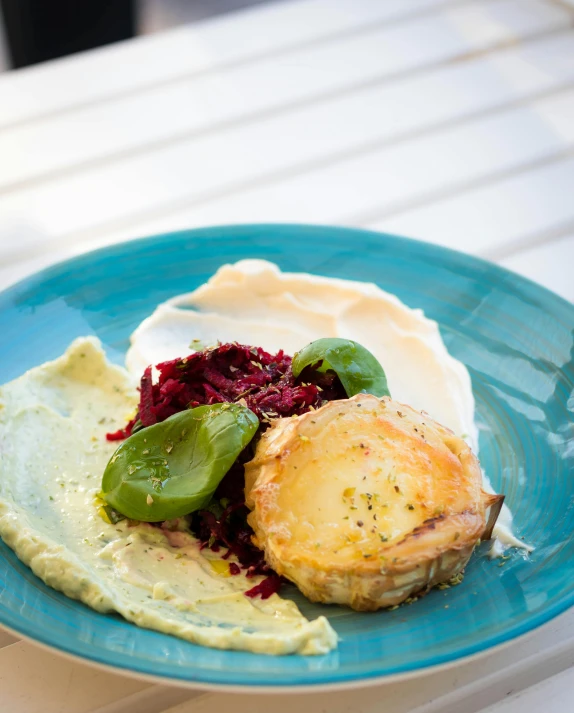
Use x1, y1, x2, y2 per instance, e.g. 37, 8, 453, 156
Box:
0, 1, 572, 711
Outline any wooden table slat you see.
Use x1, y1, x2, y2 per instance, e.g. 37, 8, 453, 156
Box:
0, 628, 18, 648
1, 22, 573, 193
2, 85, 567, 262
0, 640, 151, 713
500, 233, 573, 302
375, 155, 574, 264
0, 0, 571, 192
0, 0, 455, 130
479, 668, 574, 713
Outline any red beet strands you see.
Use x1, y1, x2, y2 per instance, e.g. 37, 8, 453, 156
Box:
106, 417, 136, 441
245, 574, 283, 599
105, 341, 345, 597
139, 365, 156, 426
107, 342, 344, 441
193, 501, 269, 571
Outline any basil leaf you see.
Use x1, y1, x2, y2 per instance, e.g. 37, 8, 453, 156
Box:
292, 338, 390, 398
101, 403, 258, 522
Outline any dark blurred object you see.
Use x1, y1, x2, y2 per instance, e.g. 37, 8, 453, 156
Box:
1, 0, 135, 69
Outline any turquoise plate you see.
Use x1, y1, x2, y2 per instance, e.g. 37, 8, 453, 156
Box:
0, 224, 572, 689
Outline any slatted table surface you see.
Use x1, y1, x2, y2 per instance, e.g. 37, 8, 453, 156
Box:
0, 1, 572, 711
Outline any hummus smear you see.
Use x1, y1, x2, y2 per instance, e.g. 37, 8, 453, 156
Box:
0, 338, 336, 655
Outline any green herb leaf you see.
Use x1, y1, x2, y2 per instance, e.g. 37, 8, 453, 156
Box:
101, 504, 125, 525
101, 403, 258, 522
292, 338, 390, 398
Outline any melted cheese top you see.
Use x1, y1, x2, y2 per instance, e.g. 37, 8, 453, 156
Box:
247, 395, 486, 569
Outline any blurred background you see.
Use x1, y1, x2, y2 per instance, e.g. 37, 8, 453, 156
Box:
0, 1, 276, 71
0, 0, 571, 302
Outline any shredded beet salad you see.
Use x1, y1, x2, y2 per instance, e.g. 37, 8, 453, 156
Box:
107, 342, 345, 598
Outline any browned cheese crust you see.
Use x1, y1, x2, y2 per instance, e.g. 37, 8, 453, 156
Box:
245, 394, 503, 611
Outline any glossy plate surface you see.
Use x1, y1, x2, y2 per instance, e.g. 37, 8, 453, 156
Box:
0, 224, 572, 689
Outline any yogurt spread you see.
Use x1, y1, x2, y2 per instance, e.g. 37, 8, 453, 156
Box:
128, 260, 523, 550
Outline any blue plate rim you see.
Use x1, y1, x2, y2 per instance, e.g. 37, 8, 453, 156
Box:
1, 222, 571, 319
0, 612, 565, 693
